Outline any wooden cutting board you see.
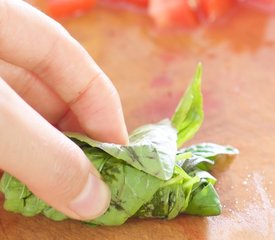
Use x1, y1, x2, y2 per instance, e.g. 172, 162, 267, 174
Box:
0, 3, 275, 240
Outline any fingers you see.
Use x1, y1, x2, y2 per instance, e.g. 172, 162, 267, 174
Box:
0, 0, 128, 144
0, 59, 67, 124
60, 73, 128, 143
57, 110, 85, 133
0, 60, 127, 143
0, 78, 110, 220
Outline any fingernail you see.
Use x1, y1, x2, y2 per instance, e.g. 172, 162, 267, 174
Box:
68, 174, 110, 220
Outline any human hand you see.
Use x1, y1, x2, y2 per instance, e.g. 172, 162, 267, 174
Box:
0, 0, 128, 220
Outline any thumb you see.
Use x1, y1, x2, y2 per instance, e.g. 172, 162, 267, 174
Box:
0, 78, 110, 220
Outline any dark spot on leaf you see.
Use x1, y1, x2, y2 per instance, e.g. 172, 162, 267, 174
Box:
110, 199, 125, 211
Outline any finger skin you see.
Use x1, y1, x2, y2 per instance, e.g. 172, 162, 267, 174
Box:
0, 78, 110, 220
0, 59, 68, 124
0, 0, 128, 144
61, 73, 128, 143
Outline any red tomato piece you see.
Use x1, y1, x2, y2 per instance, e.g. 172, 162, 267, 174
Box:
199, 0, 237, 22
122, 0, 149, 8
101, 0, 148, 8
149, 0, 199, 28
47, 0, 97, 18
239, 0, 275, 13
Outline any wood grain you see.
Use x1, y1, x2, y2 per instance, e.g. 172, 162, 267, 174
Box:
1, 3, 275, 240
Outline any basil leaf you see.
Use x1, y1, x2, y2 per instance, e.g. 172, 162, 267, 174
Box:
171, 64, 203, 148
43, 207, 68, 221
178, 155, 215, 172
181, 142, 239, 160
136, 183, 185, 220
22, 195, 47, 217
185, 183, 221, 216
67, 119, 177, 180
193, 171, 217, 185
0, 173, 30, 213
178, 143, 239, 171
89, 157, 163, 226
136, 166, 200, 220
0, 173, 30, 199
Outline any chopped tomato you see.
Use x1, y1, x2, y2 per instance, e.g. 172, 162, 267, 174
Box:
47, 0, 97, 18
120, 0, 149, 8
106, 0, 149, 8
149, 0, 199, 28
239, 0, 275, 13
199, 0, 237, 22
128, 0, 149, 7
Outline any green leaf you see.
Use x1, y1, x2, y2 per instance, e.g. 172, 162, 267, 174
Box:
79, 144, 112, 172
193, 171, 217, 185
171, 64, 204, 148
178, 143, 239, 171
22, 195, 47, 217
68, 119, 177, 180
89, 157, 163, 226
0, 173, 31, 213
185, 183, 221, 216
136, 183, 185, 220
43, 207, 68, 221
3, 199, 25, 213
181, 142, 239, 160
136, 166, 200, 220
178, 155, 215, 172
0, 173, 30, 199
1, 173, 49, 217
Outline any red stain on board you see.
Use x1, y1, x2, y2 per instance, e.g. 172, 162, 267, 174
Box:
107, 29, 119, 38
150, 74, 173, 88
133, 89, 220, 127
134, 91, 182, 123
160, 53, 179, 63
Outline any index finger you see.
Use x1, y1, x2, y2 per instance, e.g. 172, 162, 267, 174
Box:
0, 0, 128, 144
